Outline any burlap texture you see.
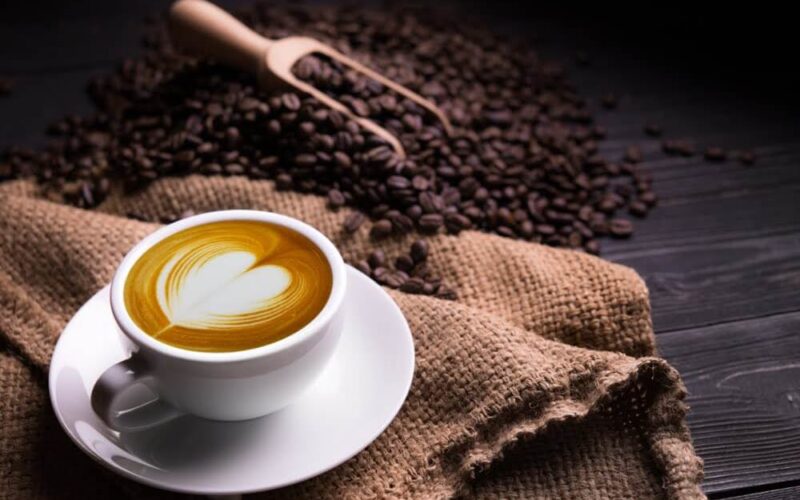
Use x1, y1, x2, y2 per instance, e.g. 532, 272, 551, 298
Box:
0, 176, 704, 499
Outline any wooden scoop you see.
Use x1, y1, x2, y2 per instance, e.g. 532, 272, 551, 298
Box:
168, 0, 452, 158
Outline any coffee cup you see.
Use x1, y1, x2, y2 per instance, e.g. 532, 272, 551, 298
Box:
91, 210, 347, 430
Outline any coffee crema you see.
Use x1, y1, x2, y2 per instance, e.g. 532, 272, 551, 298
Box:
124, 220, 332, 352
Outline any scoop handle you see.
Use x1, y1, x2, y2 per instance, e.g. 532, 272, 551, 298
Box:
168, 0, 271, 75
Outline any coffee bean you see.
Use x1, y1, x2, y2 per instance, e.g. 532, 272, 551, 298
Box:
224, 163, 245, 175
639, 190, 658, 207
368, 249, 386, 268
737, 150, 756, 166
400, 277, 425, 294
495, 226, 514, 238
372, 266, 388, 279
343, 212, 366, 233
623, 146, 642, 163
418, 213, 443, 233
295, 153, 316, 167
609, 218, 633, 238
592, 126, 607, 139
333, 151, 351, 168
406, 205, 423, 220
382, 273, 404, 288
669, 140, 695, 157
628, 200, 648, 217
387, 175, 411, 190
585, 240, 600, 255
395, 255, 414, 272
388, 211, 414, 233
567, 231, 583, 248
704, 147, 727, 162
445, 213, 471, 233
519, 220, 535, 238
537, 224, 556, 236
403, 175, 423, 191
410, 239, 429, 263
370, 219, 393, 239
327, 189, 345, 209
267, 119, 281, 135
601, 93, 618, 109
412, 262, 431, 278
643, 124, 662, 137
435, 286, 458, 300
281, 93, 301, 111
418, 191, 441, 214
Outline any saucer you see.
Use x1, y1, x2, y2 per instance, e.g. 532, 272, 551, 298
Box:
48, 266, 414, 495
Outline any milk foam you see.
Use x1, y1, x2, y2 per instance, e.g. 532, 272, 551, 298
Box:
158, 249, 292, 330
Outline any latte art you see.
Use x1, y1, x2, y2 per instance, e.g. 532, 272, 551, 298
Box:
124, 220, 332, 352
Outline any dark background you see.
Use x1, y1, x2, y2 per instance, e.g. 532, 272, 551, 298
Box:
2, 2, 799, 498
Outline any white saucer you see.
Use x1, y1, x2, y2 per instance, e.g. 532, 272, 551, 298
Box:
48, 266, 414, 496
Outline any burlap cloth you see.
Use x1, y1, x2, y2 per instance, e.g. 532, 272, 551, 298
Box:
0, 176, 704, 499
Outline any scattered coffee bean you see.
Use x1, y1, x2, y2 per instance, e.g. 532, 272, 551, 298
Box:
327, 189, 345, 209
643, 124, 662, 137
435, 286, 458, 300
624, 146, 642, 163
343, 212, 366, 233
400, 277, 426, 294
372, 266, 388, 279
410, 239, 429, 263
395, 254, 414, 272
662, 139, 695, 157
368, 249, 386, 268
704, 147, 727, 162
628, 200, 648, 217
601, 93, 618, 109
386, 273, 408, 288
639, 190, 658, 207
418, 213, 443, 234
737, 150, 756, 166
609, 218, 634, 238
370, 219, 394, 239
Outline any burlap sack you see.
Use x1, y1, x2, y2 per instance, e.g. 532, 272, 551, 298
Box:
0, 176, 704, 499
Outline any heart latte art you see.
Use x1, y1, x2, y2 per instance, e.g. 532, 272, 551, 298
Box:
124, 220, 332, 352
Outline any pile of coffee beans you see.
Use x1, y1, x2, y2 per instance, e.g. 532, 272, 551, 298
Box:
2, 4, 700, 301
353, 239, 456, 300
0, 2, 659, 256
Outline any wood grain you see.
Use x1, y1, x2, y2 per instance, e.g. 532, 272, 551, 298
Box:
659, 312, 800, 494
724, 484, 800, 499
612, 232, 800, 333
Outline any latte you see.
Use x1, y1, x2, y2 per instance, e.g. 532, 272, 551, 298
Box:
124, 220, 333, 352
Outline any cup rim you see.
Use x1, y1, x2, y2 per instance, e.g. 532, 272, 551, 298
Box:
109, 209, 347, 363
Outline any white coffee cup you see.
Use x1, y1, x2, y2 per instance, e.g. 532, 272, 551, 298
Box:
91, 210, 347, 430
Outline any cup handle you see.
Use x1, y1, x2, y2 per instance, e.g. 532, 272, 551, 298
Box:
91, 354, 183, 431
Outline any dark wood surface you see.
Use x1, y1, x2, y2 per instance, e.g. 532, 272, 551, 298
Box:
2, 1, 799, 498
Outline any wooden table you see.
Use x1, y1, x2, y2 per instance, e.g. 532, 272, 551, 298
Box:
2, 2, 798, 498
